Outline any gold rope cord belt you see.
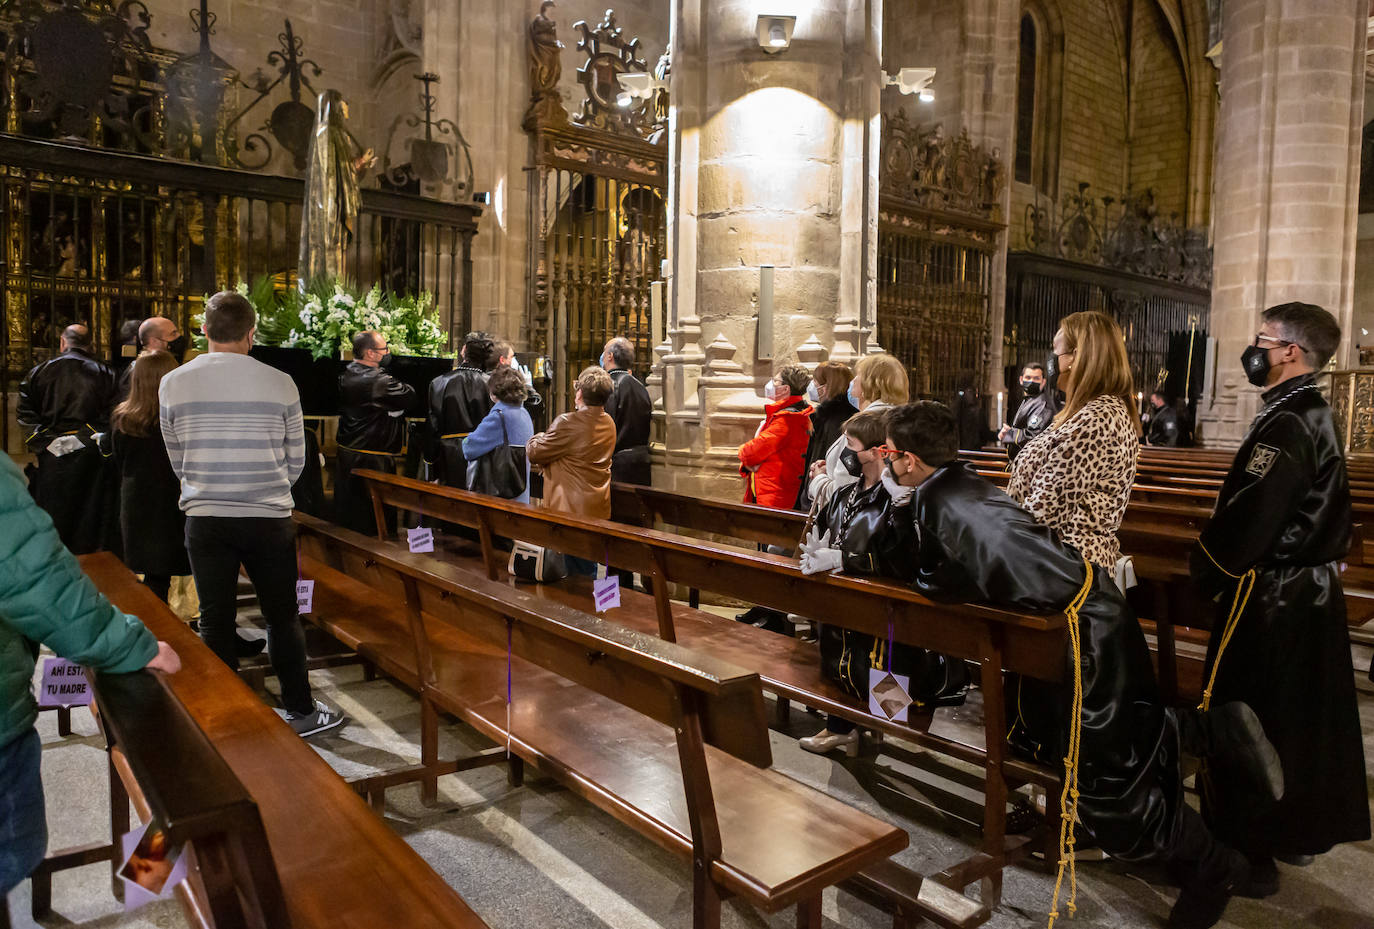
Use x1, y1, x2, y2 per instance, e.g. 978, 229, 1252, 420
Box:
440, 432, 471, 440
1047, 560, 1094, 929
1196, 541, 1257, 713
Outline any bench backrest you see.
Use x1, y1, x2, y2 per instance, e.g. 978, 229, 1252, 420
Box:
357, 469, 1067, 684
92, 639, 290, 928
295, 513, 773, 768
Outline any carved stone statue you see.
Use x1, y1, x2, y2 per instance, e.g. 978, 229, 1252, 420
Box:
298, 89, 373, 287
524, 1, 568, 129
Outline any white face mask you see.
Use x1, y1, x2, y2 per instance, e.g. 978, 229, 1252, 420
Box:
763, 380, 779, 400
806, 381, 819, 403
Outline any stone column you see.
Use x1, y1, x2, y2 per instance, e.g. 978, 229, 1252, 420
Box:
659, 0, 882, 497
1203, 0, 1365, 445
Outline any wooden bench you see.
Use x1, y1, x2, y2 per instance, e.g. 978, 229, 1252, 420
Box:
64, 553, 490, 929
357, 468, 1071, 915
292, 515, 937, 929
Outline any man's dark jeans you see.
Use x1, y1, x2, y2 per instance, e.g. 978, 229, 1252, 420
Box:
185, 515, 313, 716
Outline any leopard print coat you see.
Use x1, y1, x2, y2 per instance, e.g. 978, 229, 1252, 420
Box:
1006, 394, 1139, 568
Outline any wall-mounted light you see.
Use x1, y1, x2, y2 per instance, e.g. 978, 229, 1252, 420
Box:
756, 15, 795, 54
615, 71, 667, 108
883, 67, 936, 103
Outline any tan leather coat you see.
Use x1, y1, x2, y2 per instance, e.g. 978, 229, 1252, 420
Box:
526, 406, 616, 519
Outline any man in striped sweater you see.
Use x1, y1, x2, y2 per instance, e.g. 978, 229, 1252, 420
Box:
159, 291, 344, 738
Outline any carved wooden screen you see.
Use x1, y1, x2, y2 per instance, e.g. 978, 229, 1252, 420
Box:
523, 7, 667, 411
876, 113, 1004, 408
1005, 185, 1211, 399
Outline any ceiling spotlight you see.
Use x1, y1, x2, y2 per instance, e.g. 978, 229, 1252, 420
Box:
883, 67, 937, 99
756, 14, 796, 54
615, 71, 667, 107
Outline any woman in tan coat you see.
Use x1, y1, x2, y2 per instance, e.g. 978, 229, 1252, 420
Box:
527, 365, 617, 529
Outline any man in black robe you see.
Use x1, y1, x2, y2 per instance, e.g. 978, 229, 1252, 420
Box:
601, 336, 652, 486
426, 332, 494, 489
335, 330, 414, 535
882, 401, 1283, 929
18, 323, 119, 553
1190, 302, 1369, 895
1145, 391, 1184, 446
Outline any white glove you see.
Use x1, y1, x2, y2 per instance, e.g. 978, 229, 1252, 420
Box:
881, 469, 914, 506
517, 361, 534, 385
799, 526, 833, 560
801, 546, 843, 575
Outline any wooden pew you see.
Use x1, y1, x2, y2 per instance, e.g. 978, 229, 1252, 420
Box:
68, 553, 490, 929
357, 469, 1070, 914
292, 516, 938, 929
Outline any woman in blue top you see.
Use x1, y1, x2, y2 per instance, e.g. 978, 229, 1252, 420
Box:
462, 364, 535, 503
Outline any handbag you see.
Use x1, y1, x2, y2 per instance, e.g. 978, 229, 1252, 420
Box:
508, 540, 567, 583
468, 409, 528, 500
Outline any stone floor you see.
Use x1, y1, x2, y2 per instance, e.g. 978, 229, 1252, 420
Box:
7, 630, 1374, 929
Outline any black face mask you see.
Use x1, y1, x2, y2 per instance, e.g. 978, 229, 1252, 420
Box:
839, 448, 862, 476
166, 334, 188, 362
1020, 379, 1042, 397
379, 352, 394, 368
1241, 344, 1271, 388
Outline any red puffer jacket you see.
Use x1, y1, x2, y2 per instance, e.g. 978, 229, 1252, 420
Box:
739, 396, 813, 508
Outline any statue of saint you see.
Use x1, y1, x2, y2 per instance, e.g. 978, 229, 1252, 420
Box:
298, 89, 375, 288
523, 1, 568, 129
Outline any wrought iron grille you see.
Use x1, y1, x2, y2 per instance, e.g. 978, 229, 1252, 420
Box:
0, 136, 478, 451
528, 165, 663, 410
1003, 252, 1209, 400
877, 216, 995, 406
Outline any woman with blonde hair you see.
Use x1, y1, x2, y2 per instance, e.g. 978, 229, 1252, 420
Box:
1007, 310, 1141, 571
805, 353, 909, 510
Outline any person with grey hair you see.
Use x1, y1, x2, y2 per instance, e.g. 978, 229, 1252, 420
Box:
17, 323, 119, 553
599, 336, 652, 486
1189, 301, 1367, 911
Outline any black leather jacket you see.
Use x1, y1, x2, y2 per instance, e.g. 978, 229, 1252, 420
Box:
1006, 391, 1059, 445
426, 363, 492, 459
815, 476, 913, 579
897, 461, 1193, 865
337, 362, 415, 454
17, 349, 117, 450
1145, 404, 1181, 446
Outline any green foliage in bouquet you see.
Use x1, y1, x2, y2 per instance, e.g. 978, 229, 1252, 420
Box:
194, 276, 450, 360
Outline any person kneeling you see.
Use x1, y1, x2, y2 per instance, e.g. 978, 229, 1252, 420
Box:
796, 410, 967, 758
881, 401, 1283, 929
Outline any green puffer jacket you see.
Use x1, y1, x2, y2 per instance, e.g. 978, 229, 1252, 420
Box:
1, 454, 156, 749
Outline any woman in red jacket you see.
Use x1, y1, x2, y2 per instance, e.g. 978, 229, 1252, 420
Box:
740, 364, 813, 507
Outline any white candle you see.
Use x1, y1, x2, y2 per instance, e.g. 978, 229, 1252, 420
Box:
1137, 391, 1143, 410
996, 390, 1005, 426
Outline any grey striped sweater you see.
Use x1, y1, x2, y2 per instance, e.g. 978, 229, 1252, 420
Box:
159, 352, 305, 518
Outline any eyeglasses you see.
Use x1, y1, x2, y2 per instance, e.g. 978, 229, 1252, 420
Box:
872, 445, 904, 459
1253, 333, 1307, 353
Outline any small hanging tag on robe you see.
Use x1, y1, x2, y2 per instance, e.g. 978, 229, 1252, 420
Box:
296, 579, 315, 615
592, 575, 621, 612
407, 527, 435, 553
869, 669, 913, 723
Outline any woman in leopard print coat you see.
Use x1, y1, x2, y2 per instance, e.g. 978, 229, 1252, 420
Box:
1007, 311, 1142, 569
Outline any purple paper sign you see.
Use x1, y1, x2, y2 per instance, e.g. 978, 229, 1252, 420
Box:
296, 579, 315, 615
119, 820, 188, 911
39, 657, 91, 708
592, 575, 621, 612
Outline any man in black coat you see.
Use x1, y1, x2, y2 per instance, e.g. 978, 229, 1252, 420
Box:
335, 330, 415, 534
1190, 302, 1369, 895
600, 337, 652, 486
18, 323, 119, 553
426, 331, 494, 489
998, 362, 1059, 459
1145, 391, 1184, 446
883, 401, 1282, 929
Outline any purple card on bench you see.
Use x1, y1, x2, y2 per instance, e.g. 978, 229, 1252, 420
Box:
38, 657, 91, 708
593, 575, 621, 612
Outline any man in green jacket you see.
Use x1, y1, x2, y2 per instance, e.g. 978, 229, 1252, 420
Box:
0, 454, 180, 901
